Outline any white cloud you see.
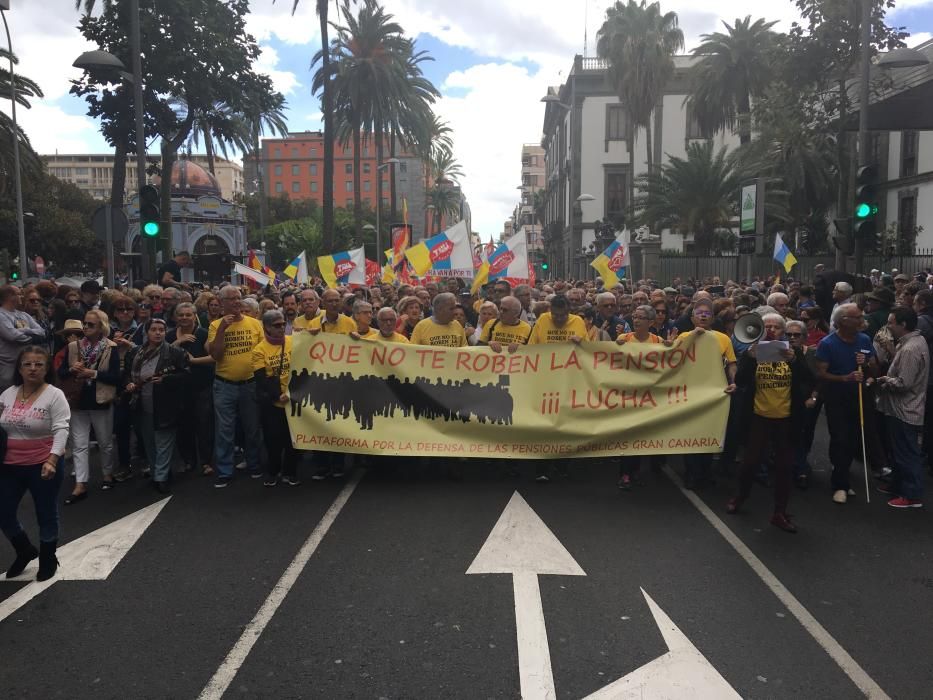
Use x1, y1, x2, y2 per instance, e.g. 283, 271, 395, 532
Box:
906, 32, 933, 47
0, 102, 104, 155
256, 45, 301, 96
245, 2, 322, 46
433, 62, 547, 237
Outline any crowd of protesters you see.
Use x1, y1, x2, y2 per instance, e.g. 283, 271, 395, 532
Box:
2, 251, 932, 580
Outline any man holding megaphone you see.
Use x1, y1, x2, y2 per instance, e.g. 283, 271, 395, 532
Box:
726, 314, 813, 533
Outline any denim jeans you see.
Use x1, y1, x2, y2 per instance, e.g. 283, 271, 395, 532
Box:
886, 415, 924, 500
213, 379, 262, 478
135, 412, 176, 483
0, 463, 65, 543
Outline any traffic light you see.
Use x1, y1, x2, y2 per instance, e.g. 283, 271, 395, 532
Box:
541, 258, 549, 271
140, 185, 161, 238
854, 165, 880, 251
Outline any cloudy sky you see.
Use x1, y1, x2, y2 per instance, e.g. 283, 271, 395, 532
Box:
3, 0, 932, 237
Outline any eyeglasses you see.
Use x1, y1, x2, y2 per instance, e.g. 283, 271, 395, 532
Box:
115, 307, 134, 312
694, 311, 712, 318
786, 332, 803, 337
21, 362, 46, 369
67, 299, 81, 305
138, 303, 151, 310
83, 322, 98, 328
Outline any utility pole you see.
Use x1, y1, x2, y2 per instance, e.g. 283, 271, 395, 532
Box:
854, 0, 872, 275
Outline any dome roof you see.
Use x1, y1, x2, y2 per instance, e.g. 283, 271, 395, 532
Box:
158, 159, 222, 198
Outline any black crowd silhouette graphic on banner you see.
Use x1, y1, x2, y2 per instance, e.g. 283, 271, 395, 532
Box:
289, 370, 514, 430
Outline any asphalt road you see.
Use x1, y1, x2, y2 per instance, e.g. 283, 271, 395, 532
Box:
0, 429, 930, 700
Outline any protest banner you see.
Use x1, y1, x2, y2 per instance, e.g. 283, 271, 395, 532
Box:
286, 331, 730, 459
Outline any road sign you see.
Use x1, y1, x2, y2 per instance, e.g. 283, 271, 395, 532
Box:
0, 498, 169, 623
740, 184, 756, 233
468, 492, 740, 699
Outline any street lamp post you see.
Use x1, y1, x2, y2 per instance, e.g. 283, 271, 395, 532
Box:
425, 203, 435, 238
1, 6, 27, 282
375, 158, 400, 259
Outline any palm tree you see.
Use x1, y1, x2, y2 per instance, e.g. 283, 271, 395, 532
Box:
596, 1, 683, 175
0, 49, 43, 196
634, 141, 739, 254
685, 17, 779, 146
285, 0, 336, 250
426, 182, 461, 234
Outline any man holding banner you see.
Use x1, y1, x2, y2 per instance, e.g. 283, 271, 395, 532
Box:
410, 293, 468, 348
480, 296, 531, 352
529, 295, 586, 345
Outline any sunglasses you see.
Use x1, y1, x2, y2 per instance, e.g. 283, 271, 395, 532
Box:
116, 307, 134, 312
138, 303, 152, 310
83, 322, 99, 328
67, 299, 81, 305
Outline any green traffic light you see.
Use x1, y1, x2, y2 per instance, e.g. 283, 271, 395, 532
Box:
10, 271, 19, 280
855, 202, 871, 218
143, 221, 160, 237
541, 263, 549, 270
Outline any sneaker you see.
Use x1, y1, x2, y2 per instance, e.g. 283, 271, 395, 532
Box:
263, 476, 278, 487
618, 474, 632, 491
832, 489, 847, 504
847, 488, 857, 497
877, 483, 894, 495
283, 476, 302, 487
887, 496, 922, 509
214, 476, 232, 489
235, 460, 247, 471
141, 467, 151, 479
113, 468, 134, 483
331, 469, 345, 479
311, 470, 330, 481
250, 471, 263, 480
535, 474, 550, 483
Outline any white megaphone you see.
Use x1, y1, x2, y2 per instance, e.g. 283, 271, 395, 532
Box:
734, 313, 765, 344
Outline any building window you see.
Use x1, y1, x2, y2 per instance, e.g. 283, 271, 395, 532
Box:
899, 194, 917, 238
345, 181, 353, 192
400, 162, 407, 174
311, 181, 318, 193
274, 164, 282, 176
605, 169, 627, 221
901, 131, 918, 178
291, 148, 299, 157
310, 147, 318, 158
363, 163, 371, 174
685, 105, 709, 140
606, 105, 628, 142
292, 182, 301, 193
345, 163, 353, 174
274, 148, 281, 158
364, 181, 371, 192
309, 163, 318, 176
291, 164, 300, 176
346, 199, 354, 208
275, 182, 284, 193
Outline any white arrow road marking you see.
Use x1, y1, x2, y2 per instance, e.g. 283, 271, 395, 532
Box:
467, 492, 586, 700
0, 497, 170, 623
582, 588, 740, 699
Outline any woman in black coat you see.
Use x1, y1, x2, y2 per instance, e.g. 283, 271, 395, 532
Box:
122, 319, 188, 493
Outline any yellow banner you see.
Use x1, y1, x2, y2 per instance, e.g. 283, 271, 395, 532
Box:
286, 333, 730, 459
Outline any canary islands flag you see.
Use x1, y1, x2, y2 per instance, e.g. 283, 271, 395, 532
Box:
283, 251, 309, 284
317, 246, 366, 288
590, 229, 630, 289
773, 233, 798, 274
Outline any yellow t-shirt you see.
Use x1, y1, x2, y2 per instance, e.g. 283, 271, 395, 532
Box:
356, 328, 380, 340
251, 336, 293, 407
292, 311, 324, 331
208, 315, 264, 381
753, 361, 792, 418
410, 318, 468, 347
618, 331, 662, 344
528, 312, 587, 344
374, 331, 410, 344
479, 318, 532, 345
309, 313, 357, 335
681, 329, 737, 363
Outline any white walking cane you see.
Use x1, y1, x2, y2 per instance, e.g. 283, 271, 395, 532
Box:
857, 382, 871, 504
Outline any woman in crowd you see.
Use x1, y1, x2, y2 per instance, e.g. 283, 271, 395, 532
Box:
141, 285, 164, 318
727, 313, 813, 533
471, 301, 498, 345
123, 319, 188, 494
0, 346, 70, 581
59, 310, 120, 503
195, 291, 221, 328
799, 307, 828, 347
396, 296, 423, 339
651, 302, 675, 339
253, 310, 299, 487
109, 295, 140, 482
785, 319, 820, 489
168, 303, 215, 476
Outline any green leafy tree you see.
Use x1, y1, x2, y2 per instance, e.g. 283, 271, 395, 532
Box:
0, 49, 43, 199
685, 17, 780, 146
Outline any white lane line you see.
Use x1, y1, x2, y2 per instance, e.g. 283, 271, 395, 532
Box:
663, 466, 890, 700
198, 470, 364, 700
